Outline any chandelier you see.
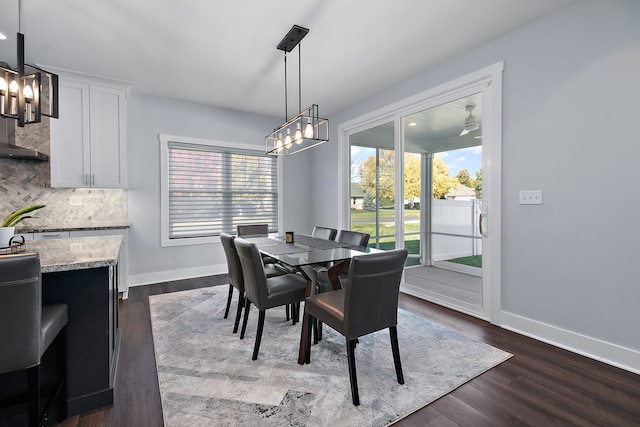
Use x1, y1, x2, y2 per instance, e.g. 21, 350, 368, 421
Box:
265, 25, 328, 156
0, 0, 59, 127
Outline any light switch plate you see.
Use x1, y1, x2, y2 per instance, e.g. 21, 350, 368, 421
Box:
520, 190, 543, 205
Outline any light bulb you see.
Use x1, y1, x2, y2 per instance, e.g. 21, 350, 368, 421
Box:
284, 129, 292, 147
24, 84, 33, 101
8, 80, 18, 115
294, 123, 302, 144
304, 119, 314, 138
0, 77, 6, 115
275, 133, 283, 153
9, 80, 18, 95
24, 84, 34, 122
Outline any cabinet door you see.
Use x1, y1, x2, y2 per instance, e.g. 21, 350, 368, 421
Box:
50, 80, 91, 187
32, 231, 71, 240
90, 85, 127, 188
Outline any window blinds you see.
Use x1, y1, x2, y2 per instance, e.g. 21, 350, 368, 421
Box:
168, 141, 278, 239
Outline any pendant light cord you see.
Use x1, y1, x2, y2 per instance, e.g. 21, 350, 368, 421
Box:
284, 52, 288, 121
298, 43, 302, 114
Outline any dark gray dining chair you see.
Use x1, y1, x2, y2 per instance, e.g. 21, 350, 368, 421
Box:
312, 226, 337, 241
0, 253, 69, 426
234, 237, 308, 360
316, 229, 371, 293
336, 229, 370, 247
220, 232, 287, 335
237, 223, 280, 265
237, 223, 269, 237
313, 230, 371, 340
304, 248, 408, 406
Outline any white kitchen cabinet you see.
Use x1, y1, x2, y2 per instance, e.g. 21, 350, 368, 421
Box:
69, 229, 129, 296
50, 74, 128, 188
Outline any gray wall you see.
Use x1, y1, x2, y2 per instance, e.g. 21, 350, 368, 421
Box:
306, 0, 640, 369
126, 94, 313, 284
126, 0, 638, 370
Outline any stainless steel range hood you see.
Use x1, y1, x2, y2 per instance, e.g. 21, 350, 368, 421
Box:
0, 118, 48, 161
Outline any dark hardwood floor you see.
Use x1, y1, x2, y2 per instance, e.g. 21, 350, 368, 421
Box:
59, 276, 640, 426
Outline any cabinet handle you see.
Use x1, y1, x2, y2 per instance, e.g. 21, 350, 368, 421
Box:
84, 174, 89, 185
42, 234, 62, 239
91, 174, 96, 185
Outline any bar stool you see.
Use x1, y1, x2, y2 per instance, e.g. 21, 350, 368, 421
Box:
0, 253, 68, 427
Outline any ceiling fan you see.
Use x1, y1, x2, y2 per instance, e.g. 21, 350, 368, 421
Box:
459, 103, 479, 136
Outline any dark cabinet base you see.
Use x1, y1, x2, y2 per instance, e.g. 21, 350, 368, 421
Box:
41, 266, 120, 417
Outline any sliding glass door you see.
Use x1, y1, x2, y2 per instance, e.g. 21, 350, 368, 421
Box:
401, 93, 484, 307
349, 121, 396, 251
341, 63, 502, 320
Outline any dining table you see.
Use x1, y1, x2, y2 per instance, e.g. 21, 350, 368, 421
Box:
242, 234, 382, 365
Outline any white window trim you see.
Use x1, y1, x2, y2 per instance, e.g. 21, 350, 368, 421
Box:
159, 134, 281, 247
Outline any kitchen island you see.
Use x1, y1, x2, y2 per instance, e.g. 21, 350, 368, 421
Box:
27, 236, 122, 417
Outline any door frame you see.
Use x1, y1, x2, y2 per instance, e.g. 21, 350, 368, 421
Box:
337, 62, 503, 323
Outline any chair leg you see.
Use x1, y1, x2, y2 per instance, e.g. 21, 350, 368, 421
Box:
27, 365, 40, 427
318, 320, 323, 340
291, 302, 299, 325
240, 301, 251, 339
233, 291, 245, 333
252, 310, 266, 360
389, 326, 404, 385
346, 338, 360, 406
286, 304, 290, 321
224, 284, 233, 319
305, 313, 313, 364
312, 318, 318, 344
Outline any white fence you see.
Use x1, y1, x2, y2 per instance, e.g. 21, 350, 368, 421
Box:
431, 199, 482, 262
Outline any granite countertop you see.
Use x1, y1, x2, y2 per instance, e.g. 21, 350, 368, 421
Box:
26, 235, 123, 273
16, 225, 130, 233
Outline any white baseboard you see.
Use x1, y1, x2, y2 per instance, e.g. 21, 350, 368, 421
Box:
128, 263, 228, 287
401, 283, 640, 375
499, 311, 640, 375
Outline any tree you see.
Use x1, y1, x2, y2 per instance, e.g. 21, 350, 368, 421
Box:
474, 168, 483, 199
404, 153, 421, 208
433, 156, 458, 199
456, 169, 472, 187
362, 190, 377, 211
359, 150, 395, 201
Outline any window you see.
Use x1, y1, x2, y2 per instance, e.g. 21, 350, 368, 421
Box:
160, 135, 278, 246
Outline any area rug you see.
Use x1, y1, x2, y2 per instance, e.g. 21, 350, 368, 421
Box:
149, 286, 511, 426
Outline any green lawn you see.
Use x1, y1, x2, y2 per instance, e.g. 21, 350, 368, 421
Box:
447, 255, 482, 268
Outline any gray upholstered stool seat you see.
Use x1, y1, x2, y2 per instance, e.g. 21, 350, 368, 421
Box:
0, 252, 68, 426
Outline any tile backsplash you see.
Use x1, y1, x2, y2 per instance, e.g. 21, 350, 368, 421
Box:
0, 118, 128, 230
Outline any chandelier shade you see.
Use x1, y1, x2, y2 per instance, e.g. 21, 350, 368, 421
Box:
265, 104, 329, 156
0, 1, 59, 127
265, 25, 329, 156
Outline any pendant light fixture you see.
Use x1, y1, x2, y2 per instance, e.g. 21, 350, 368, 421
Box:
265, 25, 329, 156
0, 0, 59, 126
459, 102, 479, 136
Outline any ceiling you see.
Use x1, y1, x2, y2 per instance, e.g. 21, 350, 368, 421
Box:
0, 0, 574, 120
351, 93, 483, 154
